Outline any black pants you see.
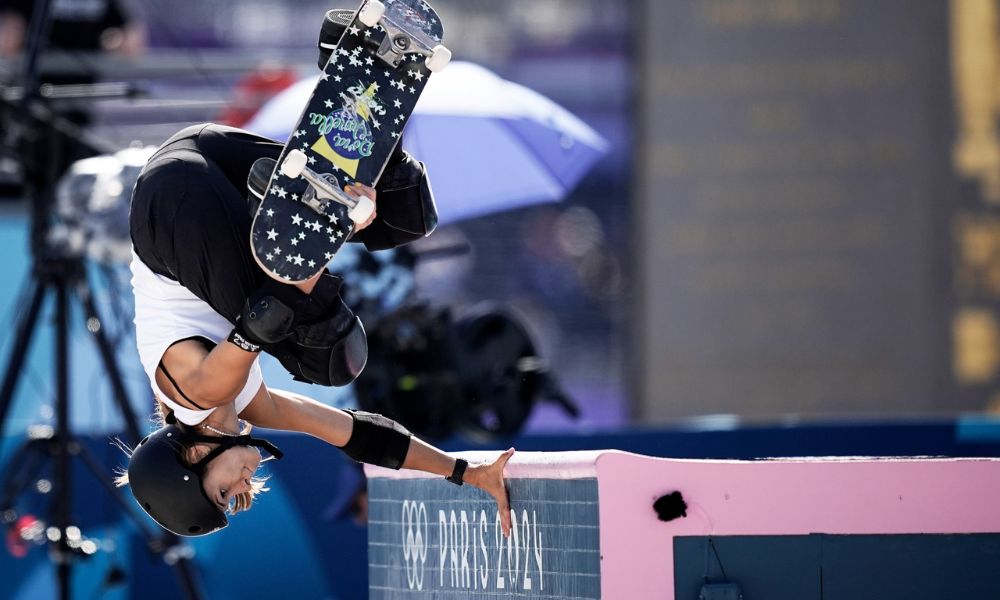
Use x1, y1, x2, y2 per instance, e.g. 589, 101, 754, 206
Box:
129, 123, 282, 322
131, 122, 431, 324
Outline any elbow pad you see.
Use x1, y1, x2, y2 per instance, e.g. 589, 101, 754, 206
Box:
271, 293, 368, 387
340, 410, 411, 469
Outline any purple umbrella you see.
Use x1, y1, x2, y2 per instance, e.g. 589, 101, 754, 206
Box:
244, 61, 609, 224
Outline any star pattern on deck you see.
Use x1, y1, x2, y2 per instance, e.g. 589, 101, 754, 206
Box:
253, 1, 441, 281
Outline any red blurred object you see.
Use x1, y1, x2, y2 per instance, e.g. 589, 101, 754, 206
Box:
218, 64, 298, 128
5, 514, 43, 558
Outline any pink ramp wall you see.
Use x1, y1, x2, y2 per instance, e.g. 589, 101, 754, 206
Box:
596, 452, 1000, 598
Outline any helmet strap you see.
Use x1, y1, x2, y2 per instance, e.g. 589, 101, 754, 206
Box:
162, 412, 284, 472
188, 432, 285, 473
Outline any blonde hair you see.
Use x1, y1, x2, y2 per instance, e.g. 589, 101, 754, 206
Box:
114, 401, 269, 516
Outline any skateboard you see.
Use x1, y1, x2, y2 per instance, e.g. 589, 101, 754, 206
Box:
251, 0, 449, 282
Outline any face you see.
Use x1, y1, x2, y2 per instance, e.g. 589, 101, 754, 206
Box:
199, 445, 261, 511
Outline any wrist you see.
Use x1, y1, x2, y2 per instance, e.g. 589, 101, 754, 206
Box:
227, 328, 261, 353
446, 458, 469, 486
293, 271, 323, 295
462, 463, 483, 487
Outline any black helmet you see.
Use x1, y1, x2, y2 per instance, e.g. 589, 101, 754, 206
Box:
126, 420, 283, 537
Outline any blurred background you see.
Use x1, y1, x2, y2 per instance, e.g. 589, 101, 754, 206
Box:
1, 0, 1000, 598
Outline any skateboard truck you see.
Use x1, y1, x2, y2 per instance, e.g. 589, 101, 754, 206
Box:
280, 149, 376, 225
358, 0, 452, 71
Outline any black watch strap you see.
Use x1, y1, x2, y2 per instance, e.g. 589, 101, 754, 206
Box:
228, 328, 261, 353
446, 458, 468, 486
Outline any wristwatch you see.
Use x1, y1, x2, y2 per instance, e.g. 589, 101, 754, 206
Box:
446, 458, 468, 486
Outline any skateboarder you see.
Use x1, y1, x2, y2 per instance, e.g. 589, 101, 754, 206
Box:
119, 10, 515, 538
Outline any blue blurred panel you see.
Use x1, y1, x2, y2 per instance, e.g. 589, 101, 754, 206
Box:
0, 218, 30, 282
368, 477, 601, 599
675, 534, 1000, 600
186, 477, 332, 599
956, 414, 1000, 443
821, 534, 1000, 599
674, 535, 820, 600
0, 213, 154, 437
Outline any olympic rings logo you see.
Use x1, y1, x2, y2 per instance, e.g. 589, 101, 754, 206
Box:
401, 500, 428, 590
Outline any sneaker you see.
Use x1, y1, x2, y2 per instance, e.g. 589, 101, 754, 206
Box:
317, 9, 354, 70
247, 157, 276, 215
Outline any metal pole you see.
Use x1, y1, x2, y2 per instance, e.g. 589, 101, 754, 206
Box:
54, 278, 72, 600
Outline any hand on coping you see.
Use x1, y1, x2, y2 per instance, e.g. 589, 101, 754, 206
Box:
465, 447, 516, 537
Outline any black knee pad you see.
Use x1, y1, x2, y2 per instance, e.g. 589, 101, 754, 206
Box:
379, 152, 438, 236
274, 309, 369, 387
354, 152, 439, 251
327, 318, 369, 385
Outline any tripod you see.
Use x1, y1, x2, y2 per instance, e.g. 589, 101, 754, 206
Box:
0, 2, 204, 598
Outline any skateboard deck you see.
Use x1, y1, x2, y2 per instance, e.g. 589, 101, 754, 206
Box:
251, 0, 447, 282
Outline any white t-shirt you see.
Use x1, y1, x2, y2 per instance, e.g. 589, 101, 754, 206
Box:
130, 250, 263, 425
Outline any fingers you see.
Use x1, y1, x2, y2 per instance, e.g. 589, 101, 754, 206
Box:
494, 478, 512, 538
293, 270, 324, 294
463, 449, 516, 537
345, 182, 376, 201
499, 447, 515, 467
498, 490, 512, 537
357, 211, 377, 231
496, 448, 515, 537
345, 183, 377, 231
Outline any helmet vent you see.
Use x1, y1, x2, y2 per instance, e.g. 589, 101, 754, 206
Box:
188, 525, 202, 534
143, 502, 151, 510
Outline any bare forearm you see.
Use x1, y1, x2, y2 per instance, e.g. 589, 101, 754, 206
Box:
241, 387, 353, 447
402, 436, 461, 478
187, 343, 259, 404
246, 388, 459, 478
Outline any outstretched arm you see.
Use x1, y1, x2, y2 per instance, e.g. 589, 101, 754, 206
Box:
154, 271, 334, 408
240, 385, 514, 535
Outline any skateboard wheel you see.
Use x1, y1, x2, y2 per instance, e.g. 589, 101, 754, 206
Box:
359, 0, 384, 27
348, 196, 376, 224
425, 44, 452, 72
281, 150, 308, 178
